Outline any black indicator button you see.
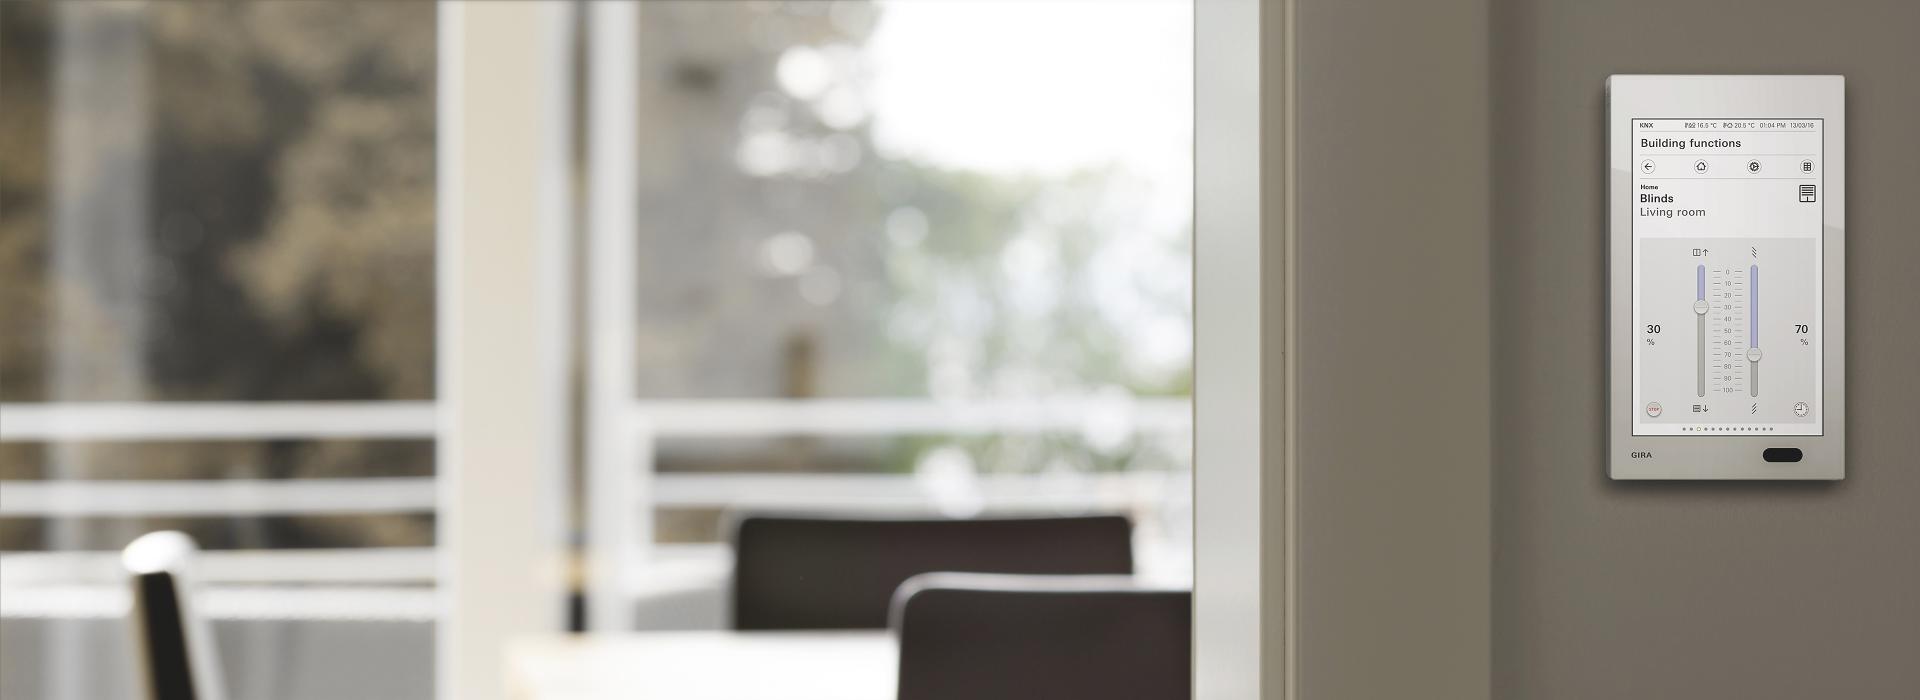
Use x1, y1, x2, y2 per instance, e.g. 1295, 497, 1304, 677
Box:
1762, 448, 1803, 463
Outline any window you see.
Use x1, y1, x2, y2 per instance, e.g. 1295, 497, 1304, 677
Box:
594, 0, 1195, 629
1, 1, 1198, 693
1, 3, 436, 697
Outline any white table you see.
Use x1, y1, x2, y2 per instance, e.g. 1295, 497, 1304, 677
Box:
509, 630, 897, 700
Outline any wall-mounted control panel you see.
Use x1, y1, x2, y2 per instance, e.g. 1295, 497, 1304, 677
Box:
1609, 75, 1844, 479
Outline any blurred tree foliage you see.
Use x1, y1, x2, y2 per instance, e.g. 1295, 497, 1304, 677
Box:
635, 2, 1191, 497
0, 2, 436, 550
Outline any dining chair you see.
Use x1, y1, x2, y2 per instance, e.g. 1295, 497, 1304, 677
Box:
729, 514, 1133, 630
123, 531, 227, 700
890, 572, 1191, 700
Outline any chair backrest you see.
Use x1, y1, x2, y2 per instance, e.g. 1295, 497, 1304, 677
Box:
890, 572, 1191, 700
123, 531, 227, 700
730, 514, 1133, 630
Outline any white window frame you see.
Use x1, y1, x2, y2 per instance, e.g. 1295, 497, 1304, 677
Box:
435, 3, 575, 700
1194, 0, 1280, 698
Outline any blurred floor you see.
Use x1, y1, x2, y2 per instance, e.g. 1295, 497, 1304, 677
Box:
0, 618, 432, 700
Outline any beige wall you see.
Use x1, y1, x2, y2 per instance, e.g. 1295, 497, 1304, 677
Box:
1280, 1, 1916, 697
1291, 0, 1492, 697
1490, 1, 1920, 698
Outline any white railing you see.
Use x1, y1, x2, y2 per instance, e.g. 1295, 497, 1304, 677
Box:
628, 397, 1191, 436
589, 395, 1192, 630
0, 547, 440, 621
0, 547, 438, 587
651, 471, 1179, 512
0, 471, 1176, 519
0, 584, 439, 621
0, 401, 443, 621
0, 478, 438, 517
0, 401, 436, 441
1, 397, 1192, 627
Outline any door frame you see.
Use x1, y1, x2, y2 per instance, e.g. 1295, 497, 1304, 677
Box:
1192, 0, 1289, 697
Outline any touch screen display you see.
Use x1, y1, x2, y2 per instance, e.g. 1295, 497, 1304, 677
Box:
1631, 118, 1823, 436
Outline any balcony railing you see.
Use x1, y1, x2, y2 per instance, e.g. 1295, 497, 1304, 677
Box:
1, 397, 1191, 626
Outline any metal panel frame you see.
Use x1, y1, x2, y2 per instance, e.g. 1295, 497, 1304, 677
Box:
1607, 75, 1846, 479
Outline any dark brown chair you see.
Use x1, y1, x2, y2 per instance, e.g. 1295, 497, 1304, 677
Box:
890, 572, 1191, 700
123, 531, 226, 700
729, 514, 1133, 630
